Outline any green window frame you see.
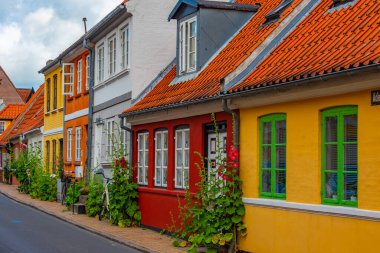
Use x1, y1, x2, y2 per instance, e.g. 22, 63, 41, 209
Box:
259, 114, 286, 199
322, 106, 358, 207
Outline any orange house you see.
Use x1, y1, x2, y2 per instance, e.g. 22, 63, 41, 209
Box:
61, 38, 91, 178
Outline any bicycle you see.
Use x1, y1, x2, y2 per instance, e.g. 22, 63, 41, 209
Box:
22, 169, 31, 194
61, 175, 72, 205
95, 169, 113, 221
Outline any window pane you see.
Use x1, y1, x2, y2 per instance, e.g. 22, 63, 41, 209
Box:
155, 167, 161, 185
344, 114, 357, 142
177, 131, 182, 148
262, 146, 271, 169
163, 132, 168, 149
144, 135, 149, 149
145, 168, 148, 183
138, 135, 143, 150
184, 131, 189, 148
144, 151, 148, 166
275, 170, 286, 194
156, 133, 161, 149
156, 151, 162, 166
138, 151, 143, 163
261, 170, 271, 193
325, 144, 338, 170
176, 169, 183, 187
184, 169, 189, 187
276, 146, 286, 169
177, 151, 183, 167
138, 167, 143, 183
190, 21, 196, 37
163, 168, 167, 186
343, 173, 357, 201
262, 122, 271, 144
276, 120, 286, 144
324, 172, 338, 199
184, 150, 189, 167
344, 143, 357, 171
163, 150, 168, 166
325, 116, 338, 142
189, 52, 196, 69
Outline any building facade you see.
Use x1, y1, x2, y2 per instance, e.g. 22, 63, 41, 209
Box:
39, 61, 64, 174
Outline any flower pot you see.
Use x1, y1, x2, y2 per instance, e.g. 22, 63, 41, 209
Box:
350, 196, 357, 201
332, 194, 337, 200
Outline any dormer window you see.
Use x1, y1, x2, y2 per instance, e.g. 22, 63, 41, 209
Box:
179, 17, 197, 74
332, 0, 354, 7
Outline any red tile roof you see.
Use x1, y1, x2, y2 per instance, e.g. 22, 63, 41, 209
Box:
124, 0, 304, 114
0, 84, 44, 143
124, 0, 379, 116
0, 104, 25, 120
230, 0, 380, 92
17, 88, 34, 103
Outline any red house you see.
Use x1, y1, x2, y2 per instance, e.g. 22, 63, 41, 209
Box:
120, 0, 313, 229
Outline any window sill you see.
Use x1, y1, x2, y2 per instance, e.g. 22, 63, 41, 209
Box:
138, 187, 195, 197
67, 96, 74, 101
100, 161, 112, 167
94, 68, 130, 90
45, 107, 63, 116
75, 94, 82, 99
243, 197, 380, 221
84, 90, 89, 95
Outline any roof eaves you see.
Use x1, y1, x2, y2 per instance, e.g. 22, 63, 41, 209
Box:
197, 0, 260, 12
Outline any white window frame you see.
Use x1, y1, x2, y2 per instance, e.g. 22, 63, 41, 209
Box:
106, 120, 116, 161
179, 17, 197, 74
0, 121, 5, 134
67, 128, 72, 161
120, 25, 129, 69
85, 55, 90, 90
121, 118, 129, 157
155, 130, 168, 187
138, 132, 149, 185
108, 35, 117, 76
62, 63, 74, 96
97, 44, 105, 83
75, 127, 81, 161
77, 59, 82, 94
175, 128, 190, 189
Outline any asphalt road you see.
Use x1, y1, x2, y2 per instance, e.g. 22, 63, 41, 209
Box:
0, 194, 142, 253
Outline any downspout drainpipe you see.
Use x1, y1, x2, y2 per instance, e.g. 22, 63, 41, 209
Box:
221, 78, 239, 149
83, 38, 94, 182
120, 116, 133, 163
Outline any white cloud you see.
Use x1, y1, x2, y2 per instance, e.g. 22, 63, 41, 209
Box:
0, 0, 121, 89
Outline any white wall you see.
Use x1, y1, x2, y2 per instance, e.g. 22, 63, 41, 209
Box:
126, 0, 177, 99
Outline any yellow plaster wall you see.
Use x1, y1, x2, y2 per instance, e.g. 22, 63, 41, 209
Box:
239, 89, 380, 252
44, 66, 64, 131
43, 133, 63, 173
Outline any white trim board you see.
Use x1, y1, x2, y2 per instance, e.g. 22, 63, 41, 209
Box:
64, 108, 89, 122
243, 198, 380, 222
43, 127, 63, 137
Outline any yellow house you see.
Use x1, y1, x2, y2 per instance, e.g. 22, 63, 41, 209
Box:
223, 0, 380, 252
39, 60, 64, 173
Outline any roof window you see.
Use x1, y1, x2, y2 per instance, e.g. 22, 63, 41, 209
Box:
332, 0, 355, 8
264, 0, 293, 25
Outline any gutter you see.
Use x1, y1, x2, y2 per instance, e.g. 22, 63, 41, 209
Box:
221, 79, 239, 149
83, 38, 95, 182
122, 62, 380, 118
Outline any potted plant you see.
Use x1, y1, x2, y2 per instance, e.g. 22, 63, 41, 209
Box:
350, 194, 357, 201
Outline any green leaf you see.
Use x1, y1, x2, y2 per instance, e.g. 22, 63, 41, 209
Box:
231, 216, 242, 223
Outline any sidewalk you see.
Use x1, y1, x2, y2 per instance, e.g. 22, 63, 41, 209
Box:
0, 183, 184, 253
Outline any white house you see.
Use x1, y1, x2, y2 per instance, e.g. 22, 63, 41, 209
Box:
87, 0, 177, 177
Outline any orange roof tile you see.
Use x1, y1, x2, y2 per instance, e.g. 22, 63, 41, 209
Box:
124, 0, 379, 116
0, 84, 44, 142
0, 104, 25, 120
230, 0, 380, 92
17, 88, 34, 103
124, 0, 304, 114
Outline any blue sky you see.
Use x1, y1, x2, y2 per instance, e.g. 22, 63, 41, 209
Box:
0, 0, 121, 90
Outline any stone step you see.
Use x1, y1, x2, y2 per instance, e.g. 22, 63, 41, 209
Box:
73, 203, 86, 214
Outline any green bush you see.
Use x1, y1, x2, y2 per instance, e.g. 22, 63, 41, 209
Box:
109, 156, 141, 227
65, 181, 83, 210
85, 177, 104, 217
